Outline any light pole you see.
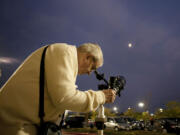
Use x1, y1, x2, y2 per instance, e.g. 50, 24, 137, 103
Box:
159, 108, 163, 113
113, 107, 118, 114
138, 102, 145, 113
138, 102, 145, 108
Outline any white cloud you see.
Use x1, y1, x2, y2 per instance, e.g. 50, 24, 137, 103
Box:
0, 57, 19, 64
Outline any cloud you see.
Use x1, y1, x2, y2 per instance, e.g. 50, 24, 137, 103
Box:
0, 57, 20, 64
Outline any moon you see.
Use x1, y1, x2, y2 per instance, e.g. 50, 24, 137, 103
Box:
128, 43, 132, 48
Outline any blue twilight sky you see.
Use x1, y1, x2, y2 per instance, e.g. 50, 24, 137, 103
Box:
0, 0, 180, 113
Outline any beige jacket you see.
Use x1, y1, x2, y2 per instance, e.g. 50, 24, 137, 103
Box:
0, 43, 105, 135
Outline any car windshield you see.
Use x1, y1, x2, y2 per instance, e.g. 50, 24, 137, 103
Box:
75, 117, 85, 121
66, 116, 85, 122
126, 118, 136, 122
159, 118, 180, 124
114, 118, 125, 123
114, 117, 136, 123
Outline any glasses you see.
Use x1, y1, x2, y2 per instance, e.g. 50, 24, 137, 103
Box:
91, 57, 97, 71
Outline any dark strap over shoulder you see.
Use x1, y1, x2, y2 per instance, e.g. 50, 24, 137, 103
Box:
39, 45, 49, 133
38, 45, 65, 134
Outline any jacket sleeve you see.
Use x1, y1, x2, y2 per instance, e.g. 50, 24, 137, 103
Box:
45, 45, 105, 112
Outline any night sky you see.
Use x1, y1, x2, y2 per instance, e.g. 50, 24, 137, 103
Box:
0, 0, 180, 113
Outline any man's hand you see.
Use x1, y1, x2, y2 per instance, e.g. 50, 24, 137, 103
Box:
102, 89, 116, 103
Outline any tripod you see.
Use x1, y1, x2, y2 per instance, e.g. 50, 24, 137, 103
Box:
94, 70, 126, 135
95, 104, 106, 135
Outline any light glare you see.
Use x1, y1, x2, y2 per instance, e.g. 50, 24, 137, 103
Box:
138, 102, 144, 108
113, 107, 117, 111
128, 43, 132, 48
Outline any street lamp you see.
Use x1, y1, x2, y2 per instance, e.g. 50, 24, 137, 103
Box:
138, 102, 145, 108
159, 108, 163, 112
113, 107, 118, 113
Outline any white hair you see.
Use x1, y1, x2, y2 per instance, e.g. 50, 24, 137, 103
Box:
77, 43, 104, 67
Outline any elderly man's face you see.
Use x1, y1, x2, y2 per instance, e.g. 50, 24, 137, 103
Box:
78, 55, 100, 75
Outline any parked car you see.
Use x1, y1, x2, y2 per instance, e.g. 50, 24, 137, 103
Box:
132, 120, 145, 130
157, 118, 180, 133
88, 119, 95, 129
144, 120, 154, 131
144, 118, 180, 133
114, 117, 135, 131
63, 115, 86, 128
104, 117, 119, 131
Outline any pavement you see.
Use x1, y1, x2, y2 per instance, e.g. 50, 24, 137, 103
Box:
62, 131, 97, 135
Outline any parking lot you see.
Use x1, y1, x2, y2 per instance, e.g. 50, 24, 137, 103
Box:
62, 115, 180, 135
62, 128, 177, 135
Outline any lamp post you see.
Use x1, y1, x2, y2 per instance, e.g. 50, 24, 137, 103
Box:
138, 102, 145, 108
159, 108, 163, 113
138, 102, 145, 113
113, 107, 118, 114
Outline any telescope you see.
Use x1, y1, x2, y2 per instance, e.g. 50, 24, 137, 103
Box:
94, 70, 126, 97
94, 70, 126, 135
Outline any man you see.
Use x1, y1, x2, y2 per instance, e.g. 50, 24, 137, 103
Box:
0, 43, 116, 135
